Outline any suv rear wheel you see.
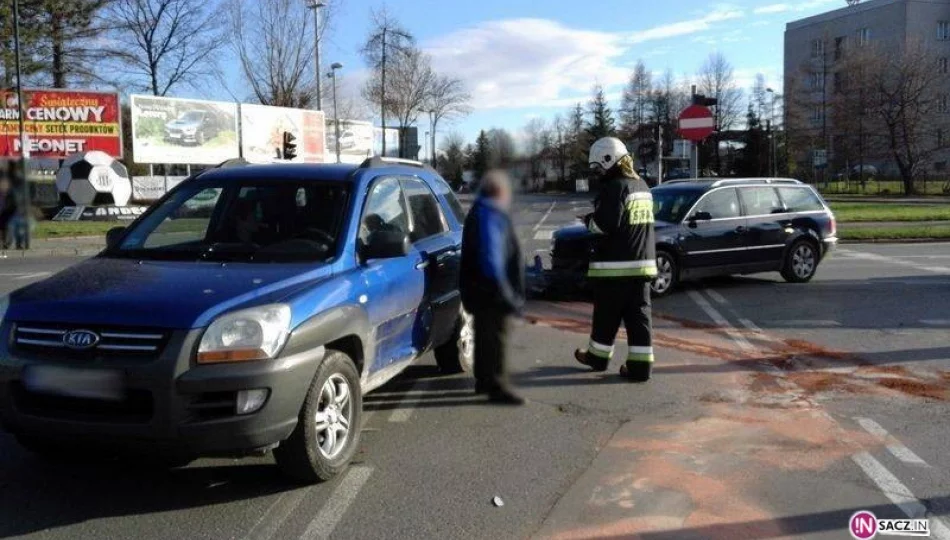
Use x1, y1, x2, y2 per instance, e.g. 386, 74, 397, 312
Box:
274, 350, 362, 484
782, 239, 819, 283
434, 308, 474, 374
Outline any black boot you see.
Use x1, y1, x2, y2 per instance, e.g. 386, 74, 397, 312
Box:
574, 349, 608, 372
620, 361, 652, 382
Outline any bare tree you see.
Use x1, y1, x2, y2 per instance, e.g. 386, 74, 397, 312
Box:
422, 74, 472, 166
105, 0, 225, 96
487, 128, 517, 168
551, 114, 569, 187
364, 47, 434, 158
361, 8, 414, 155
835, 41, 950, 194
697, 53, 743, 174
229, 0, 333, 108
523, 117, 551, 191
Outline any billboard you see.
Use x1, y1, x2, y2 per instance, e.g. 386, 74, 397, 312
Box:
240, 104, 326, 164
328, 120, 374, 164
131, 95, 239, 165
0, 89, 122, 159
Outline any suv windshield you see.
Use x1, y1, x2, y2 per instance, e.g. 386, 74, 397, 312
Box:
110, 180, 350, 262
652, 188, 703, 223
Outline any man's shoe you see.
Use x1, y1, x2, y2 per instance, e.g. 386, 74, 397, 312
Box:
574, 348, 608, 372
488, 389, 525, 406
620, 362, 652, 382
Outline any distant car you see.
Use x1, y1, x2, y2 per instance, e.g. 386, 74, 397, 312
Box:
548, 178, 838, 296
0, 158, 471, 484
164, 111, 220, 146
832, 165, 878, 182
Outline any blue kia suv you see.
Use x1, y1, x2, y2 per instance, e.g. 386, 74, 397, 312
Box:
0, 158, 472, 483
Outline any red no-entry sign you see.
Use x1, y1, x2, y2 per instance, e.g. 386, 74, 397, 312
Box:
678, 105, 715, 142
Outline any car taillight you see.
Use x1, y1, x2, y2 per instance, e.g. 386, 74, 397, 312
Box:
829, 215, 837, 237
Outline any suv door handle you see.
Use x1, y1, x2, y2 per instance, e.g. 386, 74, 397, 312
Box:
415, 260, 430, 270
735, 226, 748, 233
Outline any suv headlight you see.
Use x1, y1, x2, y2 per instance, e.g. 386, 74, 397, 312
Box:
197, 304, 291, 364
0, 295, 9, 325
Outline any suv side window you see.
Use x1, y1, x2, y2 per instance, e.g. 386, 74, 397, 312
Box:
740, 187, 784, 216
778, 187, 825, 212
693, 188, 741, 219
431, 175, 466, 224
360, 177, 410, 245
402, 177, 447, 242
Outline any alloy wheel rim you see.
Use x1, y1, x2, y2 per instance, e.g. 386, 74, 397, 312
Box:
459, 310, 474, 361
792, 245, 816, 278
314, 374, 352, 459
653, 255, 673, 293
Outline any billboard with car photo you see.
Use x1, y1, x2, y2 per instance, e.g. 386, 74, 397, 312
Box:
130, 95, 239, 165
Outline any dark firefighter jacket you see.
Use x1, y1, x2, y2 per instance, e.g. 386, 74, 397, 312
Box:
584, 168, 657, 279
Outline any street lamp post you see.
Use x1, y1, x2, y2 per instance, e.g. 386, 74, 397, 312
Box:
766, 88, 777, 177
305, 0, 326, 111
427, 110, 437, 168
329, 62, 343, 163
12, 0, 31, 249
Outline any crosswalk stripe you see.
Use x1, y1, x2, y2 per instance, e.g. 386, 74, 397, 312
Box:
855, 417, 929, 467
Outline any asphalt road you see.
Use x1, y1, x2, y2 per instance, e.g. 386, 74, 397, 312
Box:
1, 194, 949, 540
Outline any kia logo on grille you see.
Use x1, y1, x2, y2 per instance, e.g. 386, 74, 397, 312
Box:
63, 330, 100, 350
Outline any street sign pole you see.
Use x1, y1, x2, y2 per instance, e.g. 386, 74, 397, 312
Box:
691, 142, 699, 179
657, 124, 663, 184
12, 0, 31, 249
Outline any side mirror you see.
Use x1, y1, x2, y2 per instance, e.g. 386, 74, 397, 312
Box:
105, 226, 126, 248
687, 211, 712, 228
360, 230, 410, 261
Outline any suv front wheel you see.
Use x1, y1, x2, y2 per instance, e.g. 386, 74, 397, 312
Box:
274, 349, 362, 484
651, 250, 678, 297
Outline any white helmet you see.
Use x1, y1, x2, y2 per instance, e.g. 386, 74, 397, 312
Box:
589, 137, 629, 172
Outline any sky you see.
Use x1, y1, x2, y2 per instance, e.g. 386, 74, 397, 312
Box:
201, 0, 849, 157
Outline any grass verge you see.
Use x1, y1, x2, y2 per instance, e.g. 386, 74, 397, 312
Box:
839, 224, 950, 241
34, 221, 115, 239
830, 202, 950, 222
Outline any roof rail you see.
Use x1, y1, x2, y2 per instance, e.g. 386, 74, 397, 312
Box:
192, 157, 248, 179
359, 156, 431, 170
709, 178, 802, 188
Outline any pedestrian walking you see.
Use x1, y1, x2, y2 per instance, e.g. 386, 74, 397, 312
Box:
460, 170, 526, 405
573, 137, 657, 382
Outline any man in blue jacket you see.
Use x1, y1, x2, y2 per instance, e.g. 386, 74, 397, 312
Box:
460, 171, 526, 405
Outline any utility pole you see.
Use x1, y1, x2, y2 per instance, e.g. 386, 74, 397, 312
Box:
305, 1, 326, 111
13, 0, 31, 249
329, 62, 343, 163
657, 123, 664, 184
380, 28, 387, 156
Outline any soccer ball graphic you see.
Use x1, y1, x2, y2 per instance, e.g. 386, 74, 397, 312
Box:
55, 151, 132, 206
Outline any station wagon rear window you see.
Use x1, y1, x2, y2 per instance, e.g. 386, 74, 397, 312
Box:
778, 187, 826, 213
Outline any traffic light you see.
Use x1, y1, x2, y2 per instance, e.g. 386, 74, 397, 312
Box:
692, 94, 718, 107
282, 131, 297, 160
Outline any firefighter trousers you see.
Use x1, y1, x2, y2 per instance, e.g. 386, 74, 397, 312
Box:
586, 278, 653, 380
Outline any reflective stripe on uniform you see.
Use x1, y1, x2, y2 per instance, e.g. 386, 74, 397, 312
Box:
588, 259, 658, 278
627, 199, 654, 225
588, 339, 613, 358
627, 346, 655, 363
625, 192, 653, 203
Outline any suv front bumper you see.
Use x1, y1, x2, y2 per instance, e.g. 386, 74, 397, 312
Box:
0, 325, 322, 456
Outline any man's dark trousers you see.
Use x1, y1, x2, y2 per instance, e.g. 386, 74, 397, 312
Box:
473, 308, 511, 393
588, 278, 653, 379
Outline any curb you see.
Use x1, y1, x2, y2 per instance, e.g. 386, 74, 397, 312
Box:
2, 247, 103, 259
839, 238, 950, 244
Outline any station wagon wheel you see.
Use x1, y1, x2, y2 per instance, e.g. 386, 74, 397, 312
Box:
434, 308, 474, 374
651, 250, 677, 297
781, 239, 819, 283
274, 350, 362, 484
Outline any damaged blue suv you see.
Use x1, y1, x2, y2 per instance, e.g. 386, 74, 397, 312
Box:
0, 158, 472, 483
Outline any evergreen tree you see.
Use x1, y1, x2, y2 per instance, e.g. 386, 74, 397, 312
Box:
568, 102, 588, 181
471, 130, 491, 183
619, 60, 652, 143
586, 85, 616, 140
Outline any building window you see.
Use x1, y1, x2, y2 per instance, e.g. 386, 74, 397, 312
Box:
938, 21, 950, 41
834, 72, 848, 93
811, 105, 824, 125
856, 28, 871, 46
938, 129, 945, 147
940, 57, 949, 74
811, 38, 825, 59
940, 95, 950, 114
810, 72, 825, 91
834, 36, 848, 60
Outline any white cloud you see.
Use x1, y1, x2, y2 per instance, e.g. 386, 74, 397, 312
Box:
424, 10, 746, 111
754, 4, 790, 15
754, 0, 837, 16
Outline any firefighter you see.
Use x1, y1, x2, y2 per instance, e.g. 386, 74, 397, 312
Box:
574, 137, 657, 382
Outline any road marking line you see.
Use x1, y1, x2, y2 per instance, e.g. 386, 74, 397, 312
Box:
245, 489, 312, 540
532, 202, 556, 233
534, 230, 555, 241
737, 318, 781, 344
687, 290, 754, 351
920, 319, 950, 326
13, 272, 51, 281
387, 379, 427, 423
840, 250, 950, 274
855, 417, 930, 467
764, 319, 842, 327
852, 452, 950, 540
704, 289, 729, 305
299, 465, 373, 540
